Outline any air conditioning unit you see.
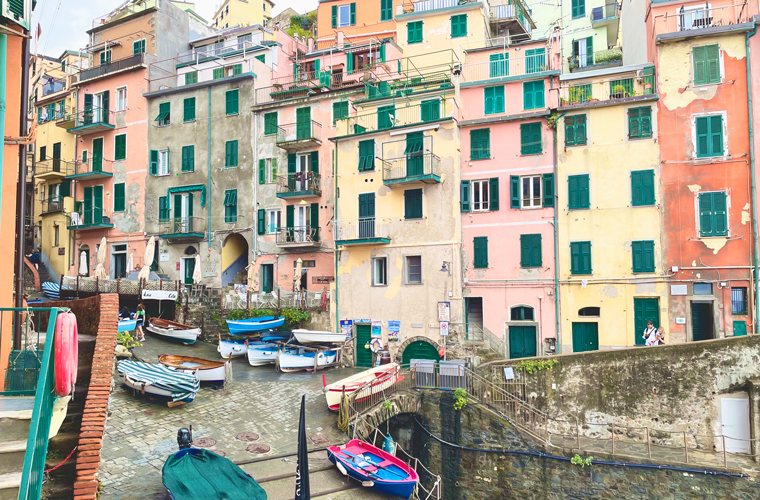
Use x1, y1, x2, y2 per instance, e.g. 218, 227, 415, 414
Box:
2, 0, 32, 31
635, 69, 644, 81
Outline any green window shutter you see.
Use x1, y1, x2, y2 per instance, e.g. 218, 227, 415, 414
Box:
347, 53, 354, 74
378, 105, 394, 130
408, 21, 422, 44
711, 192, 727, 236
473, 236, 488, 268
484, 86, 504, 114
710, 115, 723, 156
381, 0, 392, 21
632, 240, 655, 273
232, 64, 242, 75
83, 187, 93, 224
520, 234, 542, 267
350, 3, 356, 25
542, 173, 554, 207
461, 180, 470, 212
631, 170, 655, 206
510, 175, 520, 208
94, 186, 103, 223
570, 241, 592, 274
359, 140, 375, 171
149, 150, 158, 175
181, 145, 194, 172
225, 140, 238, 167
310, 151, 319, 174
224, 189, 237, 222
286, 204, 295, 229
271, 158, 278, 178
333, 101, 349, 124
489, 53, 508, 78
470, 129, 490, 160
213, 67, 224, 79
565, 115, 587, 145
568, 174, 590, 209
523, 81, 544, 110
311, 203, 320, 241
59, 180, 71, 198
183, 97, 195, 121
159, 197, 169, 221
332, 5, 337, 27
629, 107, 652, 139
114, 183, 125, 212
264, 112, 277, 134
185, 71, 198, 85
404, 188, 423, 219
258, 159, 266, 184
226, 89, 239, 115
696, 115, 723, 157
693, 46, 706, 85
520, 235, 531, 267
706, 44, 720, 83
114, 134, 126, 160
451, 14, 467, 38
421, 99, 440, 122
257, 209, 266, 234
520, 122, 542, 155
489, 177, 499, 211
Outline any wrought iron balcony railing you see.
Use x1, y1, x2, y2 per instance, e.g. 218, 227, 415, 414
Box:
276, 226, 320, 246
276, 120, 322, 149
334, 218, 392, 244
79, 53, 145, 82
276, 173, 322, 197
382, 152, 441, 185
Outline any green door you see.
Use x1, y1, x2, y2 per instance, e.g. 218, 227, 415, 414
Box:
184, 258, 195, 285
405, 132, 424, 177
92, 138, 103, 172
572, 322, 598, 353
83, 187, 93, 225
296, 107, 311, 140
633, 298, 659, 345
93, 186, 103, 224
261, 264, 273, 293
358, 193, 375, 239
402, 341, 441, 365
692, 302, 714, 341
355, 324, 373, 367
733, 320, 747, 336
509, 326, 537, 359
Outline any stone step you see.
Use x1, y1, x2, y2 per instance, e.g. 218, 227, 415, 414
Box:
0, 409, 32, 443
0, 441, 27, 475
0, 472, 20, 500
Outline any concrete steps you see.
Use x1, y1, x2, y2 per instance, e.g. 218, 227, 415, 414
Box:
0, 397, 34, 500
0, 472, 21, 500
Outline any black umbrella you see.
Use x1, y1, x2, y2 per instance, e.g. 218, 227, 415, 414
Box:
295, 394, 311, 499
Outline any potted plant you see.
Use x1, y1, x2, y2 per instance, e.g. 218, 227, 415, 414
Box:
611, 84, 627, 99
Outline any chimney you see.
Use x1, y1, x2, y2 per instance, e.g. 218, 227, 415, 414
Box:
308, 37, 314, 53
337, 31, 344, 47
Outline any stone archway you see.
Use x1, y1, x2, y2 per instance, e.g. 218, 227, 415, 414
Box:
221, 233, 249, 286
397, 336, 441, 364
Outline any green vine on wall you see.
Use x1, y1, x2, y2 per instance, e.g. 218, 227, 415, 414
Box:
571, 454, 593, 468
453, 388, 469, 410
117, 331, 141, 349
516, 358, 557, 375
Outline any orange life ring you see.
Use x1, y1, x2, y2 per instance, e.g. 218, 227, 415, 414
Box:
55, 311, 77, 397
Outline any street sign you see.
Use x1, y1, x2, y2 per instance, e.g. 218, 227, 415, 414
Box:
438, 301, 450, 322
439, 321, 449, 336
141, 290, 178, 301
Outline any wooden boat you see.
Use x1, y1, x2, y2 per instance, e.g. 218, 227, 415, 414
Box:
226, 316, 285, 335
277, 349, 337, 373
218, 338, 248, 358
158, 354, 228, 384
117, 360, 200, 403
118, 319, 137, 332
324, 364, 402, 411
292, 329, 346, 344
147, 318, 201, 344
246, 344, 298, 366
327, 439, 419, 499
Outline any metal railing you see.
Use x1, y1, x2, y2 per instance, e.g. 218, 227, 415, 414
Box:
36, 158, 74, 177
382, 153, 441, 182
271, 69, 333, 87
61, 275, 181, 297
460, 50, 548, 82
175, 40, 259, 65
363, 71, 452, 100
276, 120, 322, 145
561, 69, 656, 105
275, 226, 320, 245
334, 218, 391, 242
78, 207, 108, 226
79, 53, 145, 82
590, 2, 619, 22
71, 107, 113, 129
338, 101, 452, 136
401, 0, 477, 14
488, 0, 533, 30
69, 158, 112, 177
568, 48, 622, 72
653, 4, 748, 36
159, 216, 206, 235
275, 173, 322, 196
40, 198, 67, 215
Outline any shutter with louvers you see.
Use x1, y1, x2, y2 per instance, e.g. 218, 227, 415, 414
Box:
461, 180, 470, 212
311, 203, 320, 241
271, 158, 278, 179
531, 235, 542, 266
184, 98, 195, 121
693, 46, 706, 85
641, 107, 652, 137
115, 135, 126, 160
84, 187, 93, 225
510, 175, 520, 208
713, 192, 727, 235
226, 90, 239, 115
101, 91, 110, 123
257, 209, 266, 234
60, 180, 71, 198
150, 150, 158, 175
699, 193, 714, 236
710, 115, 723, 155
94, 186, 104, 223
489, 177, 499, 211
350, 3, 356, 25
114, 183, 125, 212
159, 197, 168, 221
332, 5, 337, 27
404, 189, 423, 219
258, 159, 265, 184
520, 235, 530, 267
286, 205, 295, 230
473, 237, 488, 268
706, 45, 720, 83
310, 151, 319, 174
542, 173, 554, 207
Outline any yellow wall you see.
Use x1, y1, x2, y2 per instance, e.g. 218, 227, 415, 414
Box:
214, 0, 271, 29
557, 98, 667, 351
395, 4, 488, 61
221, 232, 248, 271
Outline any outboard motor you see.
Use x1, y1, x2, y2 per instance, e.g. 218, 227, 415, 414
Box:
177, 426, 193, 450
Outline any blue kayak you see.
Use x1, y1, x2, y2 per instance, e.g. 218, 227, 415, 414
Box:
226, 316, 285, 335
118, 319, 137, 332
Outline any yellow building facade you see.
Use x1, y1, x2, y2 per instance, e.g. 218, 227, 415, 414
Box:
556, 64, 667, 352
213, 0, 274, 30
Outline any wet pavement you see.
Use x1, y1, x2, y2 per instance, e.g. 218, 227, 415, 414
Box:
100, 334, 394, 499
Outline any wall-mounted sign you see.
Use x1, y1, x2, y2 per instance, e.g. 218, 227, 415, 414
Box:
340, 319, 353, 340
671, 285, 688, 296
371, 320, 383, 338
675, 317, 686, 324
141, 290, 178, 301
58, 247, 66, 255
175, 262, 180, 271
388, 320, 400, 340
312, 276, 335, 284
411, 323, 423, 328
438, 301, 451, 322
160, 254, 170, 262
504, 367, 515, 380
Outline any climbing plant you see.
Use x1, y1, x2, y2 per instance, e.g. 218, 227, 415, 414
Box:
453, 388, 469, 410
516, 358, 557, 374
571, 454, 593, 468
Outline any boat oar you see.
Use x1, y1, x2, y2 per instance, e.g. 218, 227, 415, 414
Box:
338, 451, 408, 479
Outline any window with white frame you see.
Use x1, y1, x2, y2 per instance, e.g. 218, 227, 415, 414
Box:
116, 87, 127, 112
405, 255, 422, 284
266, 158, 278, 183
266, 209, 281, 234
338, 4, 351, 27
372, 257, 387, 286
521, 175, 542, 208
158, 150, 169, 176
472, 180, 490, 212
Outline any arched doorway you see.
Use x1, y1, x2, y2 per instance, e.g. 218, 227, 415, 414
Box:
181, 246, 197, 285
401, 340, 441, 365
221, 233, 248, 286
78, 245, 90, 277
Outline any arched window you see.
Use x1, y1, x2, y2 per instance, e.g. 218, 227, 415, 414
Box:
510, 306, 534, 321
184, 246, 197, 256
578, 307, 600, 317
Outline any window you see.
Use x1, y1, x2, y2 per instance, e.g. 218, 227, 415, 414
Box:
116, 87, 127, 112
629, 107, 652, 139
333, 101, 348, 125
54, 225, 59, 246
225, 140, 238, 167
520, 122, 542, 155
698, 191, 727, 237
408, 21, 423, 44
224, 189, 237, 223
571, 0, 585, 19
405, 256, 422, 284
185, 71, 198, 85
568, 174, 590, 209
372, 257, 388, 286
523, 80, 545, 110
114, 183, 125, 212
569, 83, 592, 104
213, 67, 224, 80
694, 282, 713, 295
693, 44, 720, 85
226, 89, 239, 115
332, 3, 355, 28
181, 145, 194, 172
133, 39, 146, 55
378, 105, 395, 129
99, 50, 111, 65
266, 209, 281, 234
511, 306, 534, 321
420, 99, 440, 122
471, 180, 490, 212
156, 102, 170, 126
359, 139, 375, 171
489, 53, 508, 78
381, 0, 392, 21
473, 236, 488, 268
732, 287, 748, 315
61, 60, 66, 72
267, 158, 278, 183
183, 97, 196, 122
520, 176, 542, 208
404, 188, 423, 219
695, 115, 724, 158
525, 48, 545, 73
565, 115, 587, 146
520, 234, 542, 267
451, 14, 467, 38
470, 129, 490, 160
570, 241, 592, 274
264, 112, 278, 135
631, 240, 655, 273
114, 134, 127, 161
631, 170, 655, 206
578, 307, 600, 317
484, 86, 505, 115
39, 145, 46, 162
158, 150, 169, 175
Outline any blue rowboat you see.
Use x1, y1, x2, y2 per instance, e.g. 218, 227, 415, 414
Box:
118, 319, 137, 332
226, 316, 285, 335
327, 439, 419, 499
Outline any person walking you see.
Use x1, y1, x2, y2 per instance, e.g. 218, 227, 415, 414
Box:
135, 303, 146, 342
642, 320, 657, 345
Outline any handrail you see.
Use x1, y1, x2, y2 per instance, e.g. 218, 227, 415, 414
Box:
276, 173, 322, 195
79, 53, 145, 82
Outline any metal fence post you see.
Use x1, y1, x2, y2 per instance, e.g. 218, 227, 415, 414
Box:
683, 431, 688, 464
611, 423, 615, 455
646, 427, 651, 459
723, 435, 727, 468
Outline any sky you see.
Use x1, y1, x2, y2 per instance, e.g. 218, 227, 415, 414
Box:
32, 0, 318, 58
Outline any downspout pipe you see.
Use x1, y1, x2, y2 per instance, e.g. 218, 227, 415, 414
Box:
552, 109, 567, 354
14, 36, 30, 350
333, 139, 339, 334
0, 34, 6, 223
747, 23, 759, 333
207, 86, 212, 249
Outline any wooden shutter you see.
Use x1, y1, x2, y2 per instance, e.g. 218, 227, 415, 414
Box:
226, 89, 239, 115
311, 203, 320, 241
510, 175, 520, 208
404, 189, 422, 219
184, 98, 195, 121
474, 237, 488, 268
565, 116, 576, 145
159, 197, 168, 221
706, 45, 720, 83
520, 235, 530, 267
489, 177, 499, 211
350, 3, 356, 25
693, 46, 706, 85
114, 183, 125, 211
286, 204, 295, 229
59, 180, 71, 198
713, 192, 727, 235
542, 173, 554, 207
150, 150, 158, 175
332, 5, 337, 27
710, 115, 723, 155
640, 107, 651, 137
115, 135, 126, 160
258, 159, 265, 184
84, 187, 93, 224
531, 234, 542, 267
696, 116, 709, 156
94, 186, 103, 223
310, 151, 319, 174
257, 209, 266, 234
93, 138, 103, 172
632, 241, 643, 272
271, 157, 278, 178
101, 91, 109, 123
699, 192, 713, 236
461, 180, 470, 212
485, 87, 494, 114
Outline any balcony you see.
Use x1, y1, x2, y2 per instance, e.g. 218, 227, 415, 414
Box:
488, 0, 534, 35
42, 77, 66, 97
460, 50, 551, 85
55, 105, 77, 129
176, 40, 259, 67
569, 48, 622, 73
337, 100, 452, 137
65, 159, 113, 181
334, 218, 391, 246
68, 210, 113, 231
560, 68, 657, 108
78, 53, 146, 84
276, 173, 322, 198
36, 159, 73, 180
591, 2, 619, 26
652, 4, 749, 39
158, 217, 206, 242
276, 226, 321, 249
276, 121, 322, 150
381, 135, 441, 186
40, 198, 67, 216
362, 72, 453, 101
67, 108, 115, 135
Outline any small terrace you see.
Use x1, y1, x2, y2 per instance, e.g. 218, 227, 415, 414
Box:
652, 4, 750, 39
275, 226, 321, 248
460, 49, 552, 85
42, 77, 66, 97
36, 159, 73, 181
362, 71, 453, 101
336, 100, 453, 137
91, 0, 155, 29
381, 135, 441, 186
68, 209, 113, 231
488, 0, 535, 35
175, 40, 259, 67
78, 53, 146, 84
65, 158, 113, 181
276, 173, 322, 198
67, 108, 115, 136
334, 218, 391, 246
40, 198, 68, 216
569, 48, 622, 73
591, 2, 620, 27
158, 217, 206, 242
55, 105, 77, 129
276, 121, 322, 150
560, 67, 656, 108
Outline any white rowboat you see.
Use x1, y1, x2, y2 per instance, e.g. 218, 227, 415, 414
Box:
292, 329, 346, 344
323, 364, 401, 411
158, 355, 228, 384
146, 324, 201, 344
278, 350, 337, 373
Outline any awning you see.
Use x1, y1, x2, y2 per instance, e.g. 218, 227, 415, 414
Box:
167, 184, 207, 207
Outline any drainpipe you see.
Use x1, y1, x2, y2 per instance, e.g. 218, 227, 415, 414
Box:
552, 109, 567, 354
747, 23, 759, 333
334, 140, 339, 334
0, 34, 6, 221
252, 106, 258, 262
207, 86, 212, 249
14, 36, 30, 349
